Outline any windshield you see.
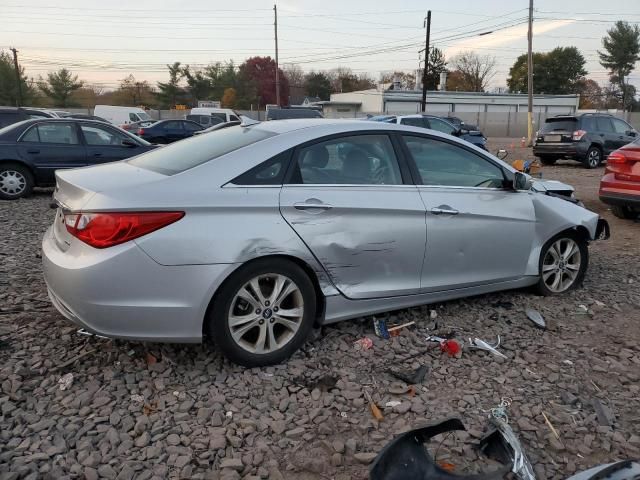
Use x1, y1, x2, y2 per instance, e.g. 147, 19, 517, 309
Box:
128, 125, 277, 175
541, 118, 577, 133
137, 111, 152, 121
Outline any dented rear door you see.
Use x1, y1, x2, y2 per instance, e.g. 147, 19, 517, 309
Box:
280, 185, 426, 299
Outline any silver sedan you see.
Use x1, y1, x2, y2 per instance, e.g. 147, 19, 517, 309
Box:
43, 119, 609, 366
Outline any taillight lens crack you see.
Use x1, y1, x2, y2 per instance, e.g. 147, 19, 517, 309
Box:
64, 211, 184, 248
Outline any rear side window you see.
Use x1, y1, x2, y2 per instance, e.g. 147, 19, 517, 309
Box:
231, 150, 291, 185
128, 125, 277, 175
541, 118, 577, 133
581, 116, 596, 131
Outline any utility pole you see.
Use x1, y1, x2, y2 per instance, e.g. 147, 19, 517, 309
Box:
274, 4, 280, 107
421, 10, 431, 112
526, 0, 534, 146
10, 47, 23, 107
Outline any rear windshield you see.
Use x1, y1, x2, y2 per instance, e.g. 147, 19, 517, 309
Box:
541, 118, 577, 133
128, 125, 277, 175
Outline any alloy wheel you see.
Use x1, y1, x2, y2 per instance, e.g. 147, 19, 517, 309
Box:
0, 170, 27, 196
228, 273, 304, 354
587, 149, 600, 168
541, 238, 582, 293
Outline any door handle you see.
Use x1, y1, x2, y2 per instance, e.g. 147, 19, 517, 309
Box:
27, 149, 40, 154
294, 202, 333, 211
431, 207, 459, 215
93, 152, 103, 157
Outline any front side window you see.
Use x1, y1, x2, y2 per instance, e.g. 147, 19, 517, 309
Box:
612, 118, 631, 134
129, 113, 138, 122
21, 123, 79, 144
184, 122, 202, 132
403, 135, 504, 188
290, 134, 403, 185
426, 118, 456, 135
137, 111, 152, 121
81, 124, 128, 146
211, 113, 227, 121
163, 121, 182, 130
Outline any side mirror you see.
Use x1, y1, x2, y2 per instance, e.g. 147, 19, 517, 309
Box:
627, 130, 637, 137
121, 139, 137, 148
496, 149, 508, 160
513, 171, 531, 190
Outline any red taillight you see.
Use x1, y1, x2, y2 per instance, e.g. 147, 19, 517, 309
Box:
64, 212, 184, 248
137, 128, 145, 135
607, 151, 629, 165
572, 129, 586, 141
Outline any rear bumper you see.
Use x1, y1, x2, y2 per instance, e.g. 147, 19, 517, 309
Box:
533, 142, 585, 158
42, 226, 238, 343
599, 173, 640, 208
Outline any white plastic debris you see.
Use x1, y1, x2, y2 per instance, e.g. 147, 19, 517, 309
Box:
340, 411, 348, 418
385, 400, 402, 408
429, 309, 438, 319
58, 373, 74, 391
225, 411, 233, 418
525, 308, 546, 329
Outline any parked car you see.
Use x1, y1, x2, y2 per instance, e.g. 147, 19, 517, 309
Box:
266, 108, 323, 121
599, 137, 640, 219
121, 120, 156, 133
193, 120, 241, 135
534, 113, 637, 168
439, 115, 481, 133
0, 107, 59, 128
94, 105, 153, 127
43, 119, 609, 367
0, 118, 155, 199
186, 114, 225, 128
367, 114, 487, 150
135, 119, 204, 143
189, 107, 241, 124
65, 114, 109, 122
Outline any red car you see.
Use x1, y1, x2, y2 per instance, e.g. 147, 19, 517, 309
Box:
599, 138, 640, 219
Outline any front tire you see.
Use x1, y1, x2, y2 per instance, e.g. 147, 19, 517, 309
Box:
536, 232, 588, 296
611, 205, 638, 220
0, 163, 34, 200
207, 258, 317, 367
583, 146, 602, 169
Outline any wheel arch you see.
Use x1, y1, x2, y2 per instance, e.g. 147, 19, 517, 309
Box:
201, 254, 326, 338
0, 159, 36, 178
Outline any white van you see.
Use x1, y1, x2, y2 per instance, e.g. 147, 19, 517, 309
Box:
188, 107, 240, 125
94, 105, 153, 126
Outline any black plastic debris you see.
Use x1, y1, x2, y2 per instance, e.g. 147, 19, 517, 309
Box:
387, 365, 429, 385
479, 417, 535, 480
370, 418, 511, 480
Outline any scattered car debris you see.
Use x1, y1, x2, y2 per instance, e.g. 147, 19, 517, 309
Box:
426, 336, 463, 358
387, 365, 429, 385
388, 383, 411, 395
479, 400, 536, 480
354, 337, 374, 350
541, 411, 561, 441
468, 336, 508, 359
58, 372, 74, 391
526, 309, 546, 329
384, 400, 402, 408
364, 390, 384, 421
373, 318, 390, 339
370, 418, 511, 480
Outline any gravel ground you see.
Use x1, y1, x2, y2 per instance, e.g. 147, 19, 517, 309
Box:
1, 147, 640, 480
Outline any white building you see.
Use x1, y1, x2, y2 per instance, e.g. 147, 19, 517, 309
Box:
321, 88, 579, 117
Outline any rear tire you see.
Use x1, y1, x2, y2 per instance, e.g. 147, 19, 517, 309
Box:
536, 232, 588, 296
539, 156, 557, 166
611, 205, 638, 220
206, 258, 317, 367
583, 146, 602, 169
0, 163, 34, 200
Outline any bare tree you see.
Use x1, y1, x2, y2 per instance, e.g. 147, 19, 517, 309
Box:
450, 51, 496, 92
282, 64, 305, 88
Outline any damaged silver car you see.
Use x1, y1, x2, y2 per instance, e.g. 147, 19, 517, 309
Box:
42, 119, 609, 366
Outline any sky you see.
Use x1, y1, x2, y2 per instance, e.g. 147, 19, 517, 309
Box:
1, 0, 639, 93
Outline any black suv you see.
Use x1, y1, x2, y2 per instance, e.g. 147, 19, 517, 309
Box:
0, 107, 56, 128
533, 113, 637, 168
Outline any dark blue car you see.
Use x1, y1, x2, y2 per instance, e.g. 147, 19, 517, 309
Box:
0, 118, 156, 200
135, 119, 204, 144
